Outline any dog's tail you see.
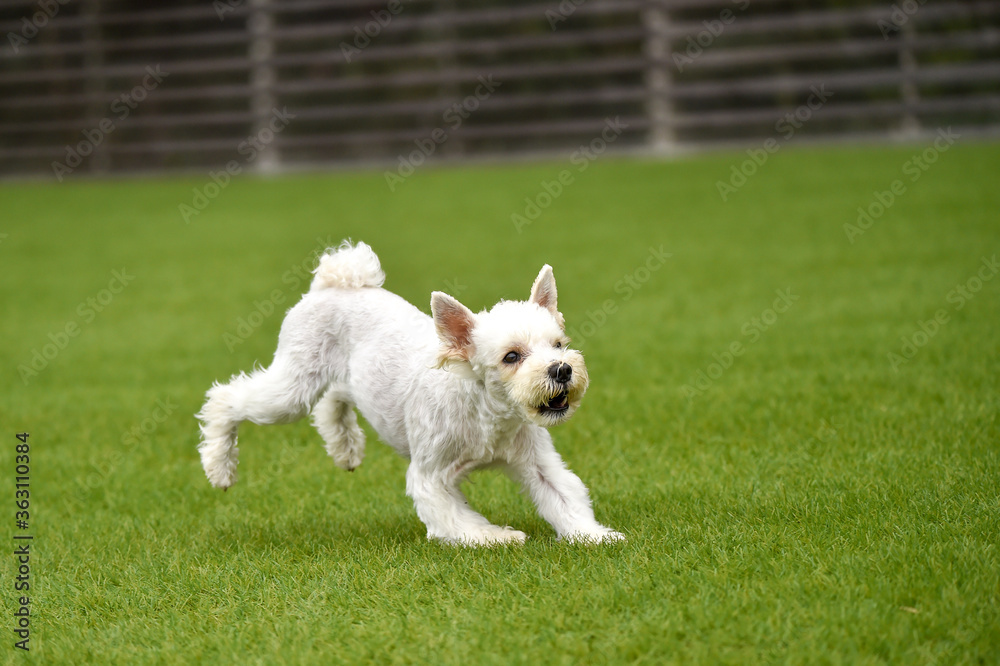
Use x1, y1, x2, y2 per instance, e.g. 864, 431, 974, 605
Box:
310, 240, 385, 292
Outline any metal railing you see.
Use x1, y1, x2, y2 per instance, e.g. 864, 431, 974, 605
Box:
1, 0, 998, 179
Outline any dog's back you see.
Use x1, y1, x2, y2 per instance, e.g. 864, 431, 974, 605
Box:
289, 279, 440, 453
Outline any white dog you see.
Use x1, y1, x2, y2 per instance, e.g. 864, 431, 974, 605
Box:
197, 241, 622, 546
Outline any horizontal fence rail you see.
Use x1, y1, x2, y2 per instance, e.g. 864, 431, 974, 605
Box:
0, 0, 998, 178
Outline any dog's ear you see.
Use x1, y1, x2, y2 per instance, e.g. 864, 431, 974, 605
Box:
530, 265, 566, 329
431, 291, 477, 370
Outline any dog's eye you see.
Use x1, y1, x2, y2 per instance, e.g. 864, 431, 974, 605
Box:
503, 351, 521, 364
554, 341, 562, 349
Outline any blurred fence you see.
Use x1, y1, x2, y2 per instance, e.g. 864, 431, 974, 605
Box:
1, 0, 998, 179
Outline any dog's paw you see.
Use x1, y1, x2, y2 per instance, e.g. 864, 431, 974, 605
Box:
443, 526, 528, 547
561, 528, 625, 545
487, 526, 529, 545
333, 448, 364, 471
200, 445, 239, 489
599, 530, 626, 543
328, 429, 365, 471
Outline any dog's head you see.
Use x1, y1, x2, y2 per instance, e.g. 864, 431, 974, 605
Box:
431, 265, 589, 426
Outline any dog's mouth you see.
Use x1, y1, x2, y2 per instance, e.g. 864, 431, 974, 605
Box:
538, 390, 570, 415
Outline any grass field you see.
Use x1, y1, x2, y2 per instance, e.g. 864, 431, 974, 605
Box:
2, 142, 998, 664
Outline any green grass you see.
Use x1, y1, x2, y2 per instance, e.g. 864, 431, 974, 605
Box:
1, 142, 998, 665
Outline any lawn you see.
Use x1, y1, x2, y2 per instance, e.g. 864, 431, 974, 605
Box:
1, 142, 998, 664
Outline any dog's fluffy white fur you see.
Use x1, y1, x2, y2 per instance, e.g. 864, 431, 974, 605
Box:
197, 241, 622, 546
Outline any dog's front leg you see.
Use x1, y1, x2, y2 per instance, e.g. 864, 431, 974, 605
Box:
510, 431, 624, 543
405, 463, 527, 546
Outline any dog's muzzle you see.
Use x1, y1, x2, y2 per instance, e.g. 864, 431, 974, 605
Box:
537, 363, 574, 416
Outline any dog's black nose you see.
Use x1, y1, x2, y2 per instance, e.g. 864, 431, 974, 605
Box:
548, 362, 572, 384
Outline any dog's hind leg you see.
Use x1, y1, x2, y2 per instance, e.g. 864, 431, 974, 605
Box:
311, 386, 366, 471
197, 357, 329, 489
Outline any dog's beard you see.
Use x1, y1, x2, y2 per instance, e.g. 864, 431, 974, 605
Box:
504, 355, 589, 426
